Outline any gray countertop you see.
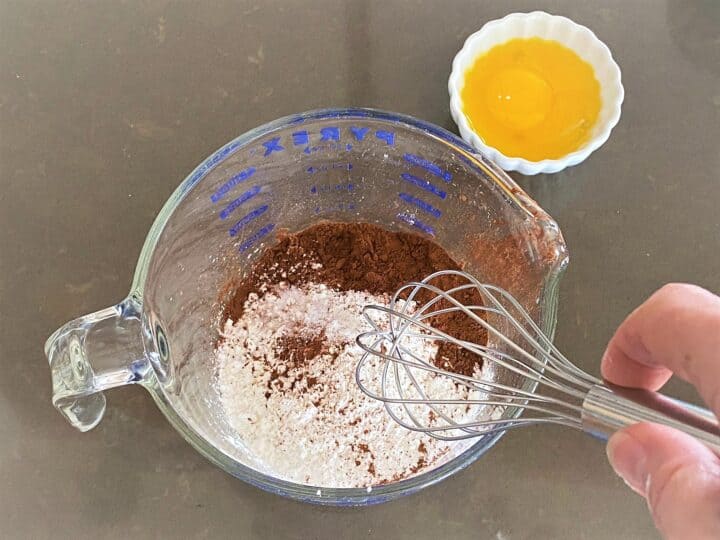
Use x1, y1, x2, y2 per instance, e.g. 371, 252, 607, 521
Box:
1, 1, 719, 538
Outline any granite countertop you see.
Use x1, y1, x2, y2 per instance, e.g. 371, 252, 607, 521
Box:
1, 1, 719, 538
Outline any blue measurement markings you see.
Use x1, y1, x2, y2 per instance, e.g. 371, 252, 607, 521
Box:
219, 185, 261, 220
398, 192, 441, 218
394, 152, 455, 236
253, 125, 394, 158
306, 162, 353, 174
320, 127, 340, 141
314, 202, 356, 214
186, 140, 243, 193
212, 125, 402, 248
396, 213, 435, 236
229, 205, 268, 237
403, 153, 452, 183
210, 167, 256, 203
400, 172, 446, 199
239, 223, 276, 252
310, 182, 355, 194
375, 130, 394, 145
263, 137, 284, 156
292, 131, 309, 146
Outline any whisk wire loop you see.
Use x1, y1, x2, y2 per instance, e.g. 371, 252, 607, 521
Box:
356, 270, 720, 450
355, 270, 598, 439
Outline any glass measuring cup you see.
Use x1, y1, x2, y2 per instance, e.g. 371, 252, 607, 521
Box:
45, 108, 568, 505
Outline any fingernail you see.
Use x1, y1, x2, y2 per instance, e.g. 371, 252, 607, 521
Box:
606, 432, 648, 495
599, 349, 615, 378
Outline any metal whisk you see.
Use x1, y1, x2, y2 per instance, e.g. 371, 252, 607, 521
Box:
355, 270, 720, 451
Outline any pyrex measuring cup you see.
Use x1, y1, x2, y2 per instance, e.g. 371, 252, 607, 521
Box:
46, 108, 568, 505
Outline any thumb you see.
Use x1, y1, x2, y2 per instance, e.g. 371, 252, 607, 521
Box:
607, 423, 720, 540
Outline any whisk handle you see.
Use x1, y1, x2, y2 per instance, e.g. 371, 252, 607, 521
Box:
581, 384, 720, 453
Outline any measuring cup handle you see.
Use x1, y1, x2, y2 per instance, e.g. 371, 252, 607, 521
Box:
44, 297, 150, 432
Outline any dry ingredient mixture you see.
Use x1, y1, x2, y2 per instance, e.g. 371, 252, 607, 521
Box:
215, 222, 498, 488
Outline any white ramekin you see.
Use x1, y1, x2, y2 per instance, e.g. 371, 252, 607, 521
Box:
449, 11, 624, 175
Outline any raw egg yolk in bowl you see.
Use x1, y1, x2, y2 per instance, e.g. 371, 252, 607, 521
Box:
461, 37, 601, 161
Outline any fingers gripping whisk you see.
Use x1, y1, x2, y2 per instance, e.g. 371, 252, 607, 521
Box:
355, 270, 720, 452
355, 270, 602, 441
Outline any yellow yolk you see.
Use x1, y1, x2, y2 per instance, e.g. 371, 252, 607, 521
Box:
461, 37, 602, 161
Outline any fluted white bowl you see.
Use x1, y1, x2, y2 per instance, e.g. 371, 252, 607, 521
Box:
449, 11, 624, 175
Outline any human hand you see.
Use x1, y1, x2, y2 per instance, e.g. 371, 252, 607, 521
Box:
601, 283, 720, 540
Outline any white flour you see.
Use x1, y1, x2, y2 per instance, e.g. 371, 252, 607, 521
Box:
215, 282, 497, 488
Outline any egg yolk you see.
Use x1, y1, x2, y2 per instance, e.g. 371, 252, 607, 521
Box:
461, 37, 601, 161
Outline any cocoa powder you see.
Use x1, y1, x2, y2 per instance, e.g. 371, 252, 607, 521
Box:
222, 222, 488, 377
265, 333, 330, 398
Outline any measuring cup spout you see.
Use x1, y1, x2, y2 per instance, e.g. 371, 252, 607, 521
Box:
44, 297, 151, 432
